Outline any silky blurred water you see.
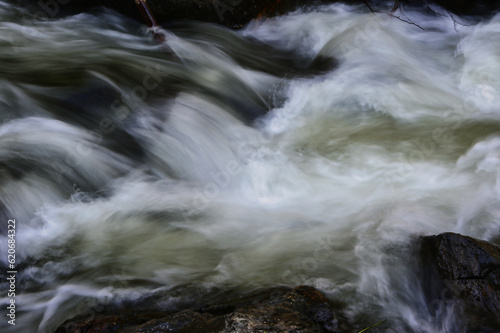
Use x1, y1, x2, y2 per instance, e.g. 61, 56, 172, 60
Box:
1, 2, 500, 332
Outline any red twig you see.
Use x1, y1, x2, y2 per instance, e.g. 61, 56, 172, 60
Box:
134, 0, 166, 43
390, 0, 400, 13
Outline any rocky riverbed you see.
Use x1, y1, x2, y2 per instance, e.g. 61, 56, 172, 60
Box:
56, 233, 500, 332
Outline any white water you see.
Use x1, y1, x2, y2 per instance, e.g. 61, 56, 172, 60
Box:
1, 2, 500, 332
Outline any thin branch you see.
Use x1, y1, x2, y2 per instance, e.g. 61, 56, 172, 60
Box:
390, 0, 400, 13
446, 10, 473, 31
362, 0, 376, 14
423, 0, 447, 17
135, 0, 159, 28
422, 1, 472, 30
134, 0, 166, 43
357, 319, 388, 333
389, 13, 425, 30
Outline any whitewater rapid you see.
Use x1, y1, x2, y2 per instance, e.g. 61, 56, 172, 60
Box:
1, 2, 500, 332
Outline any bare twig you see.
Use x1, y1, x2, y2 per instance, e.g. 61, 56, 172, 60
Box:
446, 10, 473, 31
422, 1, 472, 30
134, 0, 166, 43
357, 319, 388, 333
389, 13, 425, 30
390, 0, 400, 13
135, 0, 159, 27
362, 0, 376, 14
387, 2, 425, 30
362, 1, 424, 30
423, 0, 447, 17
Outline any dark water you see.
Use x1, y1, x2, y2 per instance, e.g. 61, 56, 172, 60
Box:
1, 2, 500, 332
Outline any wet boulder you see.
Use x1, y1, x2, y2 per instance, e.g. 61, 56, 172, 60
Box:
57, 285, 352, 332
26, 0, 301, 27
420, 232, 500, 331
26, 0, 500, 26
432, 0, 500, 16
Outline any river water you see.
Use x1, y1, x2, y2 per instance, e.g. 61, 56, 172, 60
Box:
1, 1, 500, 332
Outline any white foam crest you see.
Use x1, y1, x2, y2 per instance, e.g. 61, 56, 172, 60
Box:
136, 93, 258, 182
0, 117, 132, 184
0, 117, 133, 240
163, 30, 278, 100
456, 14, 500, 115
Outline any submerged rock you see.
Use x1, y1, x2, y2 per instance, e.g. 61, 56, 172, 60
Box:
57, 285, 352, 333
420, 232, 500, 332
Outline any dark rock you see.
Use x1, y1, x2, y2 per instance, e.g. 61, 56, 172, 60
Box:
59, 313, 169, 333
420, 232, 500, 332
431, 0, 500, 16
136, 310, 226, 332
57, 285, 352, 333
22, 0, 302, 27
22, 0, 500, 27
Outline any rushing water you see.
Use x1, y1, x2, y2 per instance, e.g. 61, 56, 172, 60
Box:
1, 1, 500, 332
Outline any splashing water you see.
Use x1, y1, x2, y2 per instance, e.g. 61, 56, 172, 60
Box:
0, 2, 500, 332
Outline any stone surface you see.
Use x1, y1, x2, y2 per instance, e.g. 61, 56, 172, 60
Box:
24, 0, 301, 27
420, 232, 500, 331
432, 0, 500, 16
24, 1, 500, 27
57, 285, 352, 333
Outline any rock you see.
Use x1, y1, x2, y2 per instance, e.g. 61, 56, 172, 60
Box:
25, 0, 302, 27
136, 310, 226, 332
59, 312, 169, 333
57, 285, 352, 333
26, 1, 500, 28
420, 232, 500, 332
22, 0, 500, 31
431, 0, 500, 16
